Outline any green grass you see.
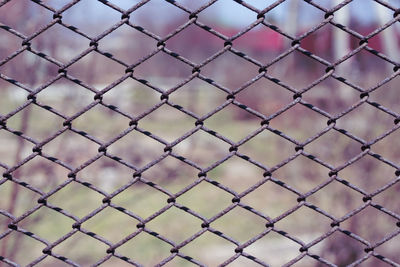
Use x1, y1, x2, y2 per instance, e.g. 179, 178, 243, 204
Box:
1, 80, 399, 267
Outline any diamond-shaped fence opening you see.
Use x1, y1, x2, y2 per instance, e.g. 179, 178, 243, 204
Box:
141, 155, 199, 194
30, 23, 90, 64
273, 154, 330, 193
99, 24, 157, 65
18, 206, 75, 243
235, 76, 293, 116
275, 206, 333, 244
208, 155, 265, 193
1, 0, 400, 266
115, 231, 173, 265
168, 77, 227, 116
0, 49, 59, 86
179, 231, 237, 265
243, 231, 302, 266
36, 77, 95, 117
210, 206, 267, 243
51, 231, 109, 266
308, 230, 366, 266
369, 75, 400, 114
11, 155, 69, 192
166, 23, 225, 64
301, 76, 361, 115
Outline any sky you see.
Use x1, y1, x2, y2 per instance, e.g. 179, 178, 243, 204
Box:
98, 0, 400, 26
43, 0, 400, 30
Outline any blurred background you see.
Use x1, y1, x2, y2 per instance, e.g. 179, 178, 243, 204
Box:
0, 0, 400, 266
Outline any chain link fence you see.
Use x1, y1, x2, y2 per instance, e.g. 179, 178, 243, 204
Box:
0, 0, 400, 266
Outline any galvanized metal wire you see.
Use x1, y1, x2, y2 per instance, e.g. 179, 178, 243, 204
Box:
0, 0, 400, 266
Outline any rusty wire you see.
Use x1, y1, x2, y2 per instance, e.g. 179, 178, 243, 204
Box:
0, 0, 400, 266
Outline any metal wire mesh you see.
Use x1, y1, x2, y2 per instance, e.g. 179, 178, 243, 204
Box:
0, 0, 400, 266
